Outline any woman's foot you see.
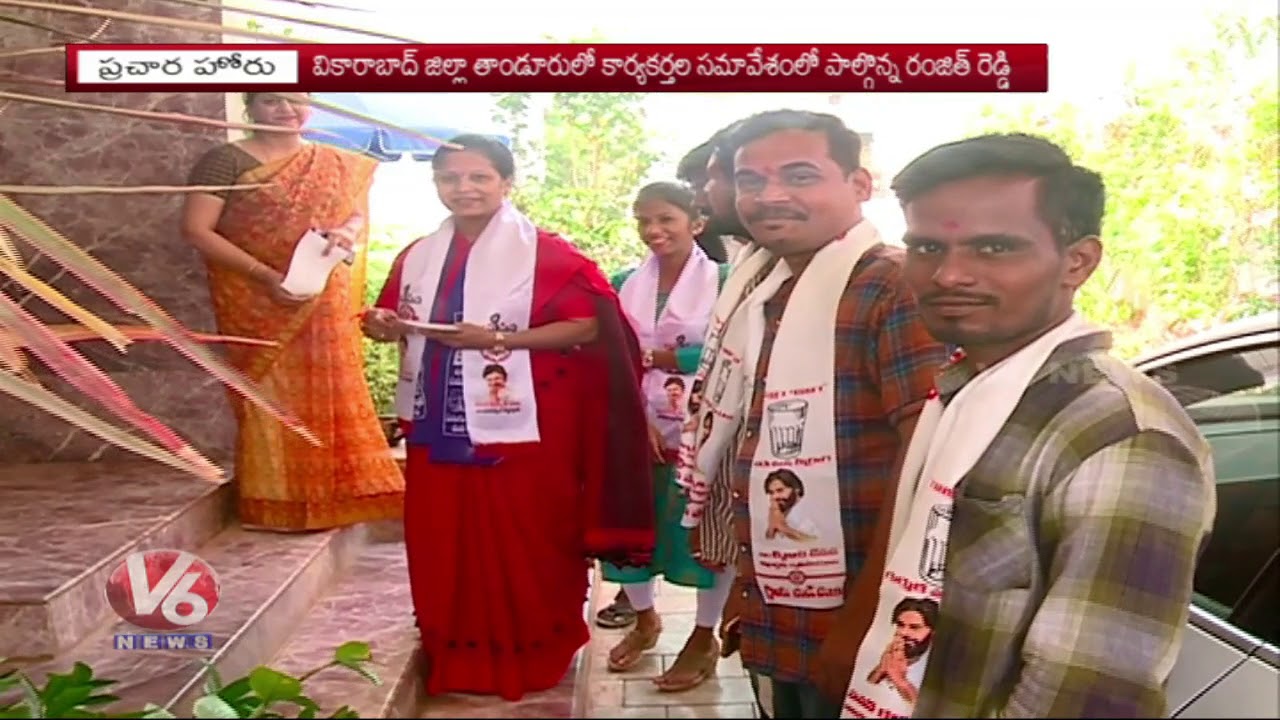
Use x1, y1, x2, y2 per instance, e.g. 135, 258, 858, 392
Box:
607, 611, 662, 672
653, 627, 720, 692
595, 589, 637, 629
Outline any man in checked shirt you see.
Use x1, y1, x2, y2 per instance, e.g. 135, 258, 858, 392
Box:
846, 134, 1215, 718
700, 110, 945, 718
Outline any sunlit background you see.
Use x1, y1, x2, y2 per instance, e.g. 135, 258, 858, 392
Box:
221, 0, 1277, 411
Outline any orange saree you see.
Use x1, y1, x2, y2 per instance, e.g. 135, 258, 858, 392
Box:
205, 143, 404, 530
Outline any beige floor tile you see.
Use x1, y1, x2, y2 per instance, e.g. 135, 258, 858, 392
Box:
667, 704, 758, 719
591, 648, 665, 680
660, 652, 747, 678
623, 676, 755, 707
589, 706, 671, 718
587, 679, 626, 708
587, 572, 759, 720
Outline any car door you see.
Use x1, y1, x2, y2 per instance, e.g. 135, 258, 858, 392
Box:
1180, 550, 1280, 717
1138, 332, 1279, 718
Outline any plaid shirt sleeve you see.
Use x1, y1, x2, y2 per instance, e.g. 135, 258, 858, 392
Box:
868, 274, 946, 428
997, 429, 1212, 718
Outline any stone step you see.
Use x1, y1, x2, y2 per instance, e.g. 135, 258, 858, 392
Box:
267, 542, 421, 718
6, 523, 369, 715
0, 461, 231, 658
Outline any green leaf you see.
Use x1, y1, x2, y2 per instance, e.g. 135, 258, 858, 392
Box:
139, 703, 177, 719
201, 661, 224, 695
293, 697, 320, 719
190, 695, 240, 719
16, 676, 43, 718
246, 668, 302, 705
348, 665, 380, 687
331, 643, 371, 666
69, 695, 116, 707
36, 663, 117, 719
325, 707, 359, 719
330, 642, 380, 686
217, 678, 253, 703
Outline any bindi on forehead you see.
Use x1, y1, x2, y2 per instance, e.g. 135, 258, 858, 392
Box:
942, 219, 961, 231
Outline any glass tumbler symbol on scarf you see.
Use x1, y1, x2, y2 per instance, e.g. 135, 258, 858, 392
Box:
919, 503, 953, 587
766, 398, 809, 459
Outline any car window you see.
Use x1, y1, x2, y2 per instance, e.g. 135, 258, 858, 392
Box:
1230, 548, 1278, 646
1151, 342, 1279, 638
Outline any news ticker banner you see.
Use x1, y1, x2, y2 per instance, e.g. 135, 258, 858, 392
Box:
65, 44, 1048, 93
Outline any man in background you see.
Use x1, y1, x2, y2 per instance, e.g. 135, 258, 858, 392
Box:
679, 122, 755, 264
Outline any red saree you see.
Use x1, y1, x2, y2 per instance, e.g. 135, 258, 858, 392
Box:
395, 229, 653, 700
204, 143, 404, 530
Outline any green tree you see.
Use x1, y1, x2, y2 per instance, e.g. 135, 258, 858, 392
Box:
361, 226, 408, 417
244, 17, 294, 37
492, 88, 660, 274
973, 14, 1278, 358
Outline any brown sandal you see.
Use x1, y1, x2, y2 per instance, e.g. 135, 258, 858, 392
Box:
607, 623, 662, 672
653, 636, 720, 692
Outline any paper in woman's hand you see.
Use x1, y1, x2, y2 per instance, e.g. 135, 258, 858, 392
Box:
400, 319, 461, 333
280, 229, 354, 297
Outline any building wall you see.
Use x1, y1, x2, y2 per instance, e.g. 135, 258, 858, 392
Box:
0, 0, 237, 466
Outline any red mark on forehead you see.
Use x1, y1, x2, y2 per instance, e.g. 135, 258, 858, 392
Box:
942, 219, 961, 230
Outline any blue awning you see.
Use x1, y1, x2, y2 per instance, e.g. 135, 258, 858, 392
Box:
303, 92, 511, 162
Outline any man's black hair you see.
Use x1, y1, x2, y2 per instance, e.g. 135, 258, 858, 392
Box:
678, 119, 747, 182
891, 133, 1105, 248
677, 141, 715, 184
727, 110, 863, 175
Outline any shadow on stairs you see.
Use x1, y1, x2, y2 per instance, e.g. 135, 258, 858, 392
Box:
0, 461, 417, 718
0, 460, 597, 718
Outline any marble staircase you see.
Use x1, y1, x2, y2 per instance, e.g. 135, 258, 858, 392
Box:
0, 458, 596, 718
0, 461, 415, 716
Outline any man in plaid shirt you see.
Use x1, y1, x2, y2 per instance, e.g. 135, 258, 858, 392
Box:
875, 134, 1215, 717
716, 111, 945, 717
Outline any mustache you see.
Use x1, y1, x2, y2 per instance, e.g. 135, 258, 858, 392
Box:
745, 205, 807, 223
919, 292, 997, 306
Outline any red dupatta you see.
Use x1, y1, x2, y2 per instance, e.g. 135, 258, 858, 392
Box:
530, 232, 655, 568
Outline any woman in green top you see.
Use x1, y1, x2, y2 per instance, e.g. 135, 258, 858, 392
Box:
603, 182, 734, 692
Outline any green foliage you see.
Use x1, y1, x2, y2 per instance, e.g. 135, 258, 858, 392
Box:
244, 18, 294, 37
973, 13, 1278, 358
361, 227, 407, 417
492, 81, 661, 275
0, 642, 377, 719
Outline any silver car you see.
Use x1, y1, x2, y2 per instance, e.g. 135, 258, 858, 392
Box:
1133, 313, 1279, 718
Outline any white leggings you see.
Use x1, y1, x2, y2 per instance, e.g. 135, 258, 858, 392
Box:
622, 565, 738, 629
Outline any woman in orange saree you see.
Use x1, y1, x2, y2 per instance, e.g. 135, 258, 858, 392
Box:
180, 92, 403, 530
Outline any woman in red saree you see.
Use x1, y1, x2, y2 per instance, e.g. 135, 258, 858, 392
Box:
181, 92, 404, 530
362, 135, 654, 701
